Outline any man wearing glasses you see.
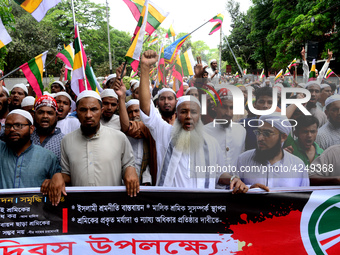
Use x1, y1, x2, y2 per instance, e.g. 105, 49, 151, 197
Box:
235, 113, 310, 189
0, 109, 61, 189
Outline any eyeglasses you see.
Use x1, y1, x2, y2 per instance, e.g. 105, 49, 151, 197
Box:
4, 123, 30, 131
253, 129, 278, 138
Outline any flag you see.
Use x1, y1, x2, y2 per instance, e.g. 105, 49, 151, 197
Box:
274, 69, 283, 82
288, 58, 297, 69
172, 53, 184, 97
156, 44, 166, 88
130, 69, 138, 78
235, 71, 239, 78
0, 17, 12, 49
243, 69, 247, 75
308, 59, 316, 81
259, 69, 265, 81
180, 48, 195, 76
71, 25, 98, 95
13, 0, 61, 22
208, 13, 224, 35
284, 68, 291, 76
165, 24, 175, 38
164, 33, 190, 64
149, 34, 158, 46
19, 51, 48, 97
325, 68, 334, 79
122, 0, 169, 37
125, 0, 149, 72
56, 43, 74, 70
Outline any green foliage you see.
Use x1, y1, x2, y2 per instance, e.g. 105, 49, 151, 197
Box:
0, 0, 15, 69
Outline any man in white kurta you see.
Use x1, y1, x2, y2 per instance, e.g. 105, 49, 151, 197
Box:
100, 89, 121, 130
236, 114, 310, 188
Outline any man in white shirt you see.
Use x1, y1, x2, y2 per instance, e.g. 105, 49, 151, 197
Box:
100, 89, 120, 130
206, 59, 219, 85
47, 90, 139, 206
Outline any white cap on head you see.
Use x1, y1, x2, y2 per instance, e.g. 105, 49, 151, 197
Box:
55, 92, 72, 103
100, 89, 118, 100
52, 81, 66, 91
305, 81, 320, 89
158, 88, 176, 97
21, 96, 36, 107
185, 87, 198, 95
43, 91, 55, 97
183, 82, 189, 87
325, 95, 340, 109
133, 81, 140, 90
259, 113, 291, 136
104, 74, 116, 85
2, 86, 9, 97
12, 83, 28, 95
125, 99, 139, 109
320, 83, 330, 89
76, 90, 101, 102
153, 93, 159, 101
7, 109, 34, 125
297, 83, 306, 88
210, 59, 217, 64
176, 95, 201, 108
130, 79, 138, 88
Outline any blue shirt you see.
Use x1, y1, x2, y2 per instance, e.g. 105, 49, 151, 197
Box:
0, 141, 61, 189
31, 127, 64, 162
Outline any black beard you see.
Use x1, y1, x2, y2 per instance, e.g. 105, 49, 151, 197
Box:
81, 124, 99, 137
253, 134, 282, 164
34, 121, 57, 136
102, 114, 113, 122
159, 108, 176, 118
5, 131, 31, 150
306, 101, 316, 109
8, 103, 21, 112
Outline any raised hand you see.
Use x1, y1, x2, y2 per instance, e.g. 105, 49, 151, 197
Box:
194, 56, 208, 78
301, 47, 306, 61
140, 50, 158, 68
327, 49, 333, 62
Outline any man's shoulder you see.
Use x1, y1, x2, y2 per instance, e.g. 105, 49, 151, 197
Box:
283, 149, 305, 164
101, 125, 126, 139
238, 149, 256, 159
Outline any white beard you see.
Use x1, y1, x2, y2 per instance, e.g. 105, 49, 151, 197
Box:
170, 119, 204, 154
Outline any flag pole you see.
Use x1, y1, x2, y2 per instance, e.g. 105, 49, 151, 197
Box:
106, 0, 112, 74
71, 0, 76, 28
0, 67, 20, 81
76, 25, 88, 90
219, 25, 222, 81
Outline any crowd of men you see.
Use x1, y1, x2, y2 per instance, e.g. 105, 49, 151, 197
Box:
0, 47, 339, 205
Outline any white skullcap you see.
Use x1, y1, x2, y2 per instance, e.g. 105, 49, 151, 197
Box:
130, 79, 138, 88
125, 99, 139, 109
158, 88, 176, 97
185, 87, 198, 95
133, 81, 140, 90
55, 92, 72, 103
210, 59, 217, 64
76, 90, 101, 102
320, 83, 330, 89
52, 81, 66, 90
43, 91, 55, 97
325, 95, 340, 109
12, 83, 28, 94
183, 82, 189, 86
100, 89, 118, 100
305, 81, 320, 89
2, 86, 9, 97
21, 96, 36, 107
297, 83, 306, 88
259, 113, 291, 136
176, 95, 201, 108
104, 74, 116, 85
7, 109, 34, 125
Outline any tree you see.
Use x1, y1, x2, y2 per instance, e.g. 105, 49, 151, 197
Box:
0, 0, 15, 69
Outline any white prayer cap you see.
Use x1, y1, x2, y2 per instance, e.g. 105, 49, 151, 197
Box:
21, 96, 36, 107
325, 95, 340, 109
305, 81, 320, 89
259, 113, 291, 136
183, 82, 189, 86
52, 81, 66, 90
126, 99, 139, 109
43, 91, 55, 97
158, 88, 176, 97
297, 83, 306, 88
210, 59, 217, 64
320, 83, 330, 89
185, 87, 198, 95
100, 89, 118, 100
12, 83, 28, 94
55, 92, 72, 103
7, 109, 34, 125
2, 86, 9, 97
76, 90, 101, 102
104, 74, 116, 85
176, 95, 201, 108
130, 79, 138, 87
133, 81, 140, 90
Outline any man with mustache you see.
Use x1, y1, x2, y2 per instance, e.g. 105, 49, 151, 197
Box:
8, 84, 27, 111
0, 110, 60, 189
236, 114, 310, 188
31, 95, 64, 162
100, 89, 120, 130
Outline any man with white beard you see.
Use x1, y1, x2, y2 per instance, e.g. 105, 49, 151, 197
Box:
138, 50, 252, 193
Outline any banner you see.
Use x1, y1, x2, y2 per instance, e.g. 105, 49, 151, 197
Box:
0, 186, 339, 254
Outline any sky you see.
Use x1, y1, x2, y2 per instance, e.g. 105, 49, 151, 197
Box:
92, 0, 253, 49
